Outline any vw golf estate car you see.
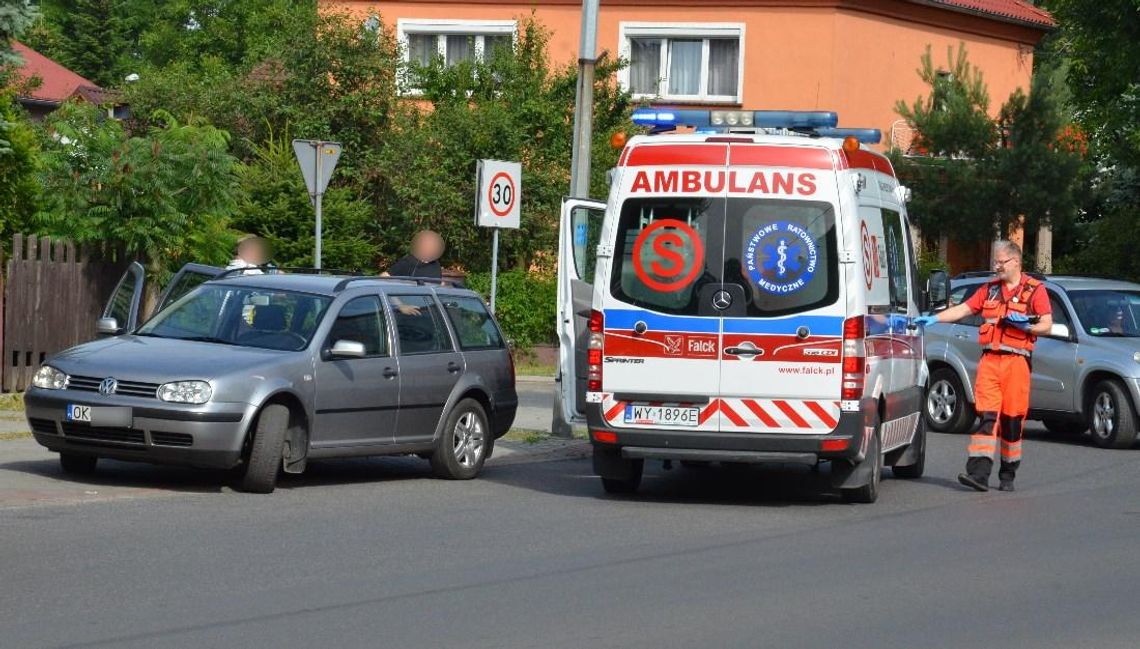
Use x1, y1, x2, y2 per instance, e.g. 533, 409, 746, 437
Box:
924, 274, 1140, 448
25, 264, 518, 492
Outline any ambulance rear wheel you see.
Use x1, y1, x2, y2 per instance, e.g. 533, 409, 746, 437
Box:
892, 416, 926, 479
600, 460, 643, 495
842, 430, 881, 504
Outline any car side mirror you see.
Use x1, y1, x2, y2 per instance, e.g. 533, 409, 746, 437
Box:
329, 340, 367, 359
96, 317, 122, 336
926, 270, 951, 312
1049, 323, 1071, 340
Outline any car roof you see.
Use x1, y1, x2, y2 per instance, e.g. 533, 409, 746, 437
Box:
950, 274, 1140, 293
209, 273, 473, 297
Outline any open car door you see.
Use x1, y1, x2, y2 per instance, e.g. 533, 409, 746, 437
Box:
154, 263, 226, 315
99, 262, 146, 335
555, 197, 606, 427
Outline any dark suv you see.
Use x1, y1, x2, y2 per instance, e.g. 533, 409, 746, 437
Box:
25, 264, 518, 492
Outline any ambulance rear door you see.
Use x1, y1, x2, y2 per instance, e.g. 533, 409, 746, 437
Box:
556, 198, 606, 424
717, 144, 845, 434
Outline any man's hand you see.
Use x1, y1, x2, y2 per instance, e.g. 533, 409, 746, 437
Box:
913, 315, 940, 328
1003, 312, 1032, 331
397, 304, 421, 317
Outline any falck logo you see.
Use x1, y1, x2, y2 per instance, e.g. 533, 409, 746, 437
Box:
98, 377, 118, 396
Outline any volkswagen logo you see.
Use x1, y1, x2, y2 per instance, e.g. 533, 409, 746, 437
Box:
712, 290, 733, 310
98, 377, 118, 396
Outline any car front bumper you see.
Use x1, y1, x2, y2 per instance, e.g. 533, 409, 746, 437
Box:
25, 388, 254, 469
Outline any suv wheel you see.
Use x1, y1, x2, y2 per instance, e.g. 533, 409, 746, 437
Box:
1088, 380, 1138, 449
926, 367, 975, 434
241, 404, 289, 493
431, 398, 490, 480
59, 453, 98, 476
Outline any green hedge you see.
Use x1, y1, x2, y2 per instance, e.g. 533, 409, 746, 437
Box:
466, 270, 556, 348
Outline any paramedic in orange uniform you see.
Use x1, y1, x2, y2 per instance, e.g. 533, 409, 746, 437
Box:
914, 241, 1052, 492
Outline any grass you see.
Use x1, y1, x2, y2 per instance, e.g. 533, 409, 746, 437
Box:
0, 431, 31, 441
515, 360, 555, 377
502, 429, 550, 444
0, 393, 25, 412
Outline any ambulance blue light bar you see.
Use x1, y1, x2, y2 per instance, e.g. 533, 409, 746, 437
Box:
632, 108, 839, 131
816, 128, 883, 144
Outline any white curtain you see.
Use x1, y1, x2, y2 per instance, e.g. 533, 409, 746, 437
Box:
407, 34, 436, 66
446, 35, 474, 66
629, 38, 661, 95
668, 39, 702, 96
708, 39, 739, 97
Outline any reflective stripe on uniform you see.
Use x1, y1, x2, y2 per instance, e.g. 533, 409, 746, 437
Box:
1000, 440, 1023, 462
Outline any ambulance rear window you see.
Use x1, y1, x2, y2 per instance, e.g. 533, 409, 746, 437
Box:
610, 197, 723, 316
726, 198, 839, 317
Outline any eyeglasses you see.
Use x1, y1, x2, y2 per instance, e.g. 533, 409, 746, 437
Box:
993, 257, 1018, 268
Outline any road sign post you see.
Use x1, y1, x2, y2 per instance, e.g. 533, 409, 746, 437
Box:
292, 139, 342, 270
475, 160, 522, 314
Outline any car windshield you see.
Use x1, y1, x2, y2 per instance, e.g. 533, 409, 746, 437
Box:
1068, 289, 1140, 338
136, 285, 332, 351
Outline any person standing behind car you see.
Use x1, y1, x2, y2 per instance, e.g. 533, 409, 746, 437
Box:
914, 240, 1052, 493
227, 234, 269, 275
383, 230, 445, 315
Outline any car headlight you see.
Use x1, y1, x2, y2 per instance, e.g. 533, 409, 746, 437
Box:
32, 366, 68, 390
1134, 352, 1140, 364
158, 381, 213, 404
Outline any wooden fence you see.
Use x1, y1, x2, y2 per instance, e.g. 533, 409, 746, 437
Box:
2, 235, 130, 392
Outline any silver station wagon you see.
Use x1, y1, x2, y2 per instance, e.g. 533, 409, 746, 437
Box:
924, 274, 1140, 448
25, 264, 518, 492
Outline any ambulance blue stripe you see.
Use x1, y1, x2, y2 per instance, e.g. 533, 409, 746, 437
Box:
604, 310, 720, 333
722, 316, 843, 336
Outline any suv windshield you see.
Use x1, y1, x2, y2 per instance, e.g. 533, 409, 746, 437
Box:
1068, 290, 1140, 337
137, 285, 332, 351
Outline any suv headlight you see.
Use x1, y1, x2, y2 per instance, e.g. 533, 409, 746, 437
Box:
32, 366, 68, 390
158, 381, 213, 404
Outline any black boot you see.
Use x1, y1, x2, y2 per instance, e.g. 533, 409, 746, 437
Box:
958, 473, 989, 492
998, 480, 1015, 492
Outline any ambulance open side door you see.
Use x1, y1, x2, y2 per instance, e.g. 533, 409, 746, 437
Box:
556, 197, 606, 425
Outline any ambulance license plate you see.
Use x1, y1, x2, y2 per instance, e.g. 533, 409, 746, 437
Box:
624, 405, 700, 427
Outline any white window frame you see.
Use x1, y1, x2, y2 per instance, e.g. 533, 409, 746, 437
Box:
397, 18, 517, 93
618, 22, 745, 104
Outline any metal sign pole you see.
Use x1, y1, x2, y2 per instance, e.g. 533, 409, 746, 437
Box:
313, 142, 323, 270
489, 228, 500, 314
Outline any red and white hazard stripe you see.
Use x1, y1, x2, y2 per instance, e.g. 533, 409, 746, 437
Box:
598, 394, 840, 434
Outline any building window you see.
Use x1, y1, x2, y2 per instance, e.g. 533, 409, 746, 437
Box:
621, 23, 744, 103
398, 19, 515, 90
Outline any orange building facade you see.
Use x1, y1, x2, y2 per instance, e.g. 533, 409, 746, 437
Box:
330, 0, 1052, 151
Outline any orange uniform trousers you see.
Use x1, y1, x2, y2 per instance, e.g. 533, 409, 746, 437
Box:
966, 351, 1030, 483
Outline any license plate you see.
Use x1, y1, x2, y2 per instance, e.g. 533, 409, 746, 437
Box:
624, 404, 700, 427
66, 405, 92, 422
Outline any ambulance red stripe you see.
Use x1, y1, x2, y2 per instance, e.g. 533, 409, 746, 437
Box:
774, 400, 812, 428
699, 400, 720, 425
742, 399, 780, 428
804, 401, 839, 429
622, 144, 729, 167
728, 145, 834, 170
838, 148, 896, 178
605, 401, 626, 422
719, 400, 748, 427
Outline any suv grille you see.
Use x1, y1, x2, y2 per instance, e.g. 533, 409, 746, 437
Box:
61, 422, 145, 445
67, 375, 160, 399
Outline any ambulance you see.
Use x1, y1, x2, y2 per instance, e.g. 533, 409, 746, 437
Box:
556, 109, 928, 503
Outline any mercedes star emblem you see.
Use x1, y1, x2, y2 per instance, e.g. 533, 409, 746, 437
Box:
712, 290, 733, 310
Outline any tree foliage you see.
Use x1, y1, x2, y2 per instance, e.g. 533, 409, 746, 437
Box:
34, 103, 239, 278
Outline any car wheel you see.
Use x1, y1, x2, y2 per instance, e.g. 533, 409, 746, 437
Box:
431, 398, 490, 480
842, 427, 882, 504
892, 416, 926, 479
1087, 380, 1138, 449
926, 368, 975, 434
59, 453, 97, 476
241, 404, 289, 493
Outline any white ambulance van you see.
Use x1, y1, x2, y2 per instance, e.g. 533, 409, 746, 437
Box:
556, 109, 929, 503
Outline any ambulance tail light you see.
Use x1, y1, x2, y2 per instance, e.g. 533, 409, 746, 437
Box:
587, 310, 604, 392
841, 316, 866, 400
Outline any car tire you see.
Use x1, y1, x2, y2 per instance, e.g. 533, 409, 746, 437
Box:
926, 367, 975, 434
430, 398, 490, 480
842, 427, 882, 504
1087, 380, 1138, 449
59, 453, 97, 476
892, 416, 926, 479
601, 462, 643, 495
241, 404, 289, 493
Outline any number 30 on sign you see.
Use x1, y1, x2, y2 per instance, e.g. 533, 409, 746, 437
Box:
476, 160, 521, 229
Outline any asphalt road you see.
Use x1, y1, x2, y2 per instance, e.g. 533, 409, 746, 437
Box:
2, 421, 1139, 649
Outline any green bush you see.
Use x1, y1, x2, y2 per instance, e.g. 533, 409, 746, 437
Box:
466, 270, 556, 348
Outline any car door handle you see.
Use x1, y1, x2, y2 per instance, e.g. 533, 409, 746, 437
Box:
447, 362, 462, 374
383, 367, 398, 379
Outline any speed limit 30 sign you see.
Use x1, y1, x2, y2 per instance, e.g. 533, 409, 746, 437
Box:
476, 160, 521, 229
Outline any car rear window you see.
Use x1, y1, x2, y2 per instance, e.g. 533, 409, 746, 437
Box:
442, 296, 505, 350
610, 197, 723, 316
724, 198, 838, 317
